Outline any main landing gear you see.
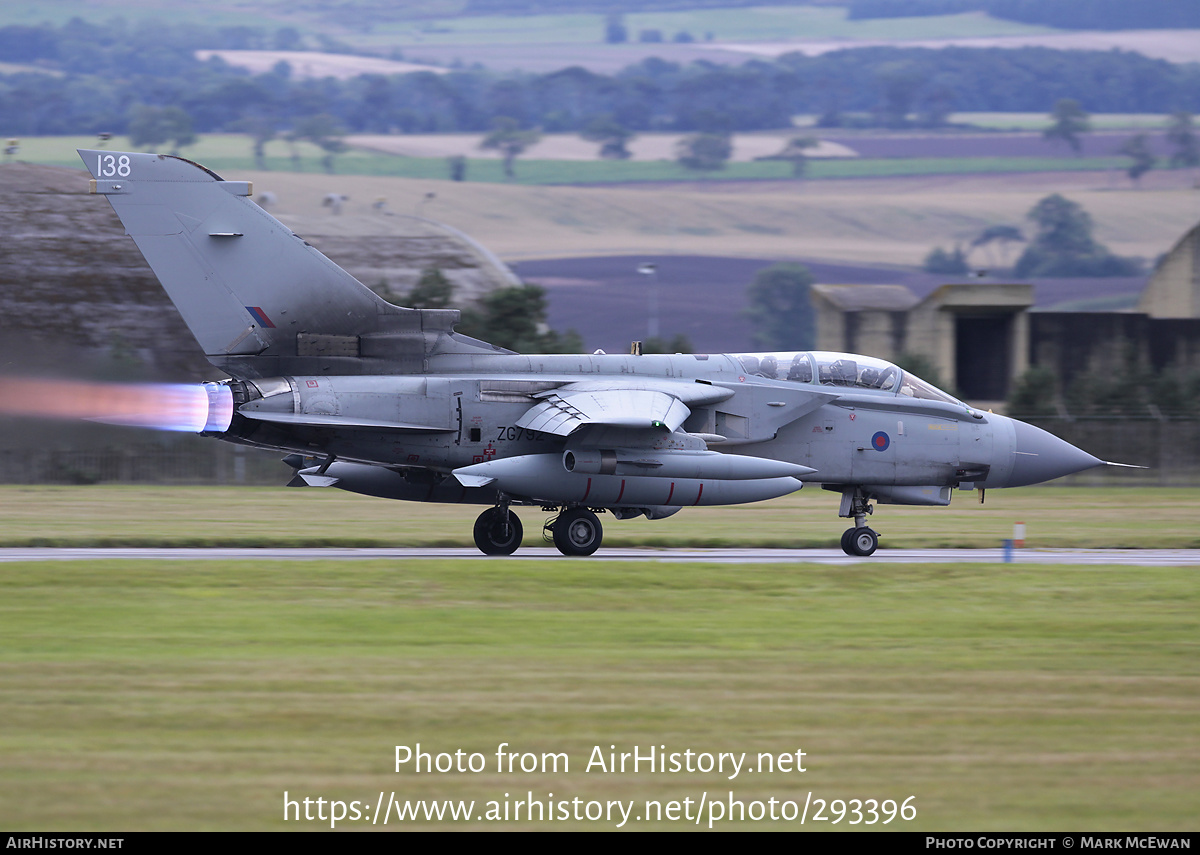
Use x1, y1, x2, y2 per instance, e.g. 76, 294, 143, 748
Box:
548, 507, 603, 557
839, 488, 879, 557
473, 506, 523, 555
472, 504, 605, 556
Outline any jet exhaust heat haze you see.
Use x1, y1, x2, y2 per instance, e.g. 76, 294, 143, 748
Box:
65, 149, 1117, 557
0, 377, 232, 433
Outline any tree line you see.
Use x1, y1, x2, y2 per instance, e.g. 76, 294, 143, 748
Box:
2, 19, 1200, 138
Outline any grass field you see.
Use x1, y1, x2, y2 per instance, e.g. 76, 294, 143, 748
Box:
363, 8, 1053, 47
23, 134, 1132, 183
1, 556, 1195, 830
1, 485, 1197, 549
0, 2, 1053, 44
16, 131, 1195, 271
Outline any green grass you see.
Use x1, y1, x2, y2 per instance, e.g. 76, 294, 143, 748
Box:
15, 134, 1132, 185
0, 558, 1195, 829
1, 485, 1197, 548
361, 8, 1054, 48
0, 2, 1056, 45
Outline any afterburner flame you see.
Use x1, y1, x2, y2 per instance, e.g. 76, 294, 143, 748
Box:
0, 377, 233, 433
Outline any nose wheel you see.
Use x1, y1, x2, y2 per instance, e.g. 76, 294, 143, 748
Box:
841, 526, 878, 557
838, 487, 879, 556
473, 507, 523, 555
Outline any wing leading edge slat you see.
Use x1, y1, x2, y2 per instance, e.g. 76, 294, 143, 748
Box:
516, 388, 691, 436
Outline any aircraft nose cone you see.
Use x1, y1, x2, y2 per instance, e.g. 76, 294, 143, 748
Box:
1007, 419, 1103, 486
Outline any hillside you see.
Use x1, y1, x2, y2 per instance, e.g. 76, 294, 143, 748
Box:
228, 166, 1197, 266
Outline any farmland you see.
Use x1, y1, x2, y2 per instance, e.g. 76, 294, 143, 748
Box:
11, 131, 1194, 271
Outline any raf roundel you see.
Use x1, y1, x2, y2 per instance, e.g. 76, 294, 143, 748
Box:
872, 431, 890, 452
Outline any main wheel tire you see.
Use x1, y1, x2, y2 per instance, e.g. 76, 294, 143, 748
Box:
848, 526, 878, 557
473, 508, 523, 556
840, 528, 856, 555
552, 508, 603, 556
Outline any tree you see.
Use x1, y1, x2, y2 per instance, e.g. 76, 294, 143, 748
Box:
742, 263, 815, 351
273, 26, 302, 51
1026, 194, 1095, 255
1166, 111, 1199, 169
894, 352, 954, 398
676, 133, 732, 171
128, 105, 195, 155
580, 115, 635, 160
291, 113, 347, 174
764, 136, 818, 178
1118, 133, 1156, 187
480, 116, 540, 179
604, 13, 627, 44
457, 284, 582, 354
970, 225, 1026, 269
875, 61, 925, 128
231, 115, 275, 170
1043, 99, 1090, 155
1006, 365, 1060, 420
923, 245, 969, 275
642, 334, 693, 355
407, 268, 455, 309
1014, 194, 1140, 277
916, 81, 955, 128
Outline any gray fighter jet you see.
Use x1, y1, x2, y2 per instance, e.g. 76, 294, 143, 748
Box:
79, 149, 1108, 557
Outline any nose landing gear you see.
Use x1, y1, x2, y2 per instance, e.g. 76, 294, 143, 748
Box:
840, 525, 878, 557
839, 487, 879, 556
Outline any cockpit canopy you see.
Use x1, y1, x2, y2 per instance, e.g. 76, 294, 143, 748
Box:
734, 351, 961, 405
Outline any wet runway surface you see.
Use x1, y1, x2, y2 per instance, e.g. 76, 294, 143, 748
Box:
1, 547, 1197, 565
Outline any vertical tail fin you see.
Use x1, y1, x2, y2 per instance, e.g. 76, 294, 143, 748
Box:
79, 150, 442, 373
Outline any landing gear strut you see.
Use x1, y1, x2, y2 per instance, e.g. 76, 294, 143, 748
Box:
550, 507, 603, 556
839, 488, 879, 557
473, 506, 523, 555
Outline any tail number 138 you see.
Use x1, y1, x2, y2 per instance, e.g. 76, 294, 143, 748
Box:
97, 154, 131, 178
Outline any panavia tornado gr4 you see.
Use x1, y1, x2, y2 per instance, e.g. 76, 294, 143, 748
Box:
80, 149, 1111, 557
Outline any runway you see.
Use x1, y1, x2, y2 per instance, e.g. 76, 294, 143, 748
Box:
1, 547, 1197, 565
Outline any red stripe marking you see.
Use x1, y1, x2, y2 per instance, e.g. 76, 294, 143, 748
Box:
582, 477, 592, 502
665, 481, 675, 504
693, 482, 704, 506
616, 479, 626, 502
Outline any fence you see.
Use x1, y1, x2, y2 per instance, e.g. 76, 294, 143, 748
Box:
0, 441, 286, 486
0, 419, 1196, 487
1033, 418, 1200, 486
